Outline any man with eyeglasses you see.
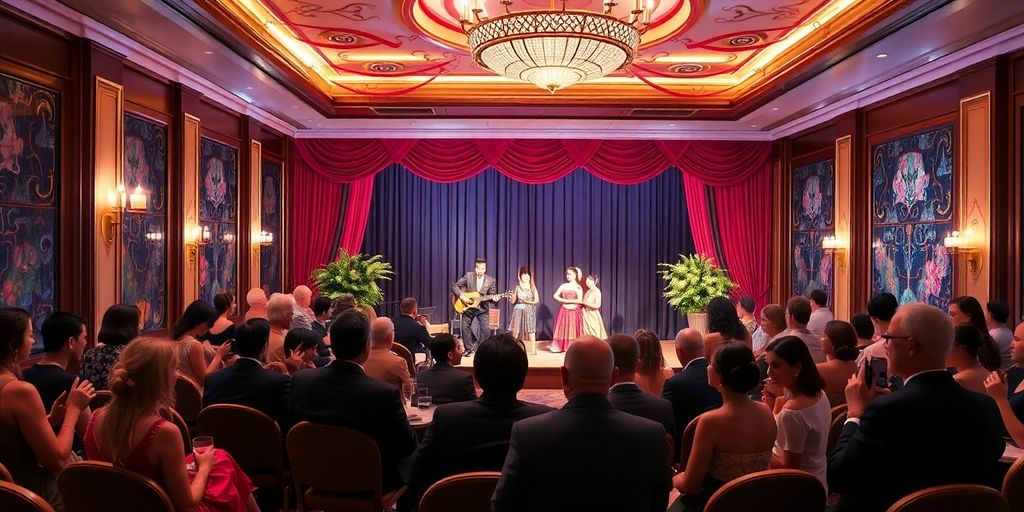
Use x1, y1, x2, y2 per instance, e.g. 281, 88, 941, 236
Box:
827, 303, 1004, 512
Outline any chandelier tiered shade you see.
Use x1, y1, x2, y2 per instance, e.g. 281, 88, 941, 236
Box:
466, 11, 642, 93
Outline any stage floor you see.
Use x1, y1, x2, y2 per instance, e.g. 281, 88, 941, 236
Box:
455, 340, 681, 389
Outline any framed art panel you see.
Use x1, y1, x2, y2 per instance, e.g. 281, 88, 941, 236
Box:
791, 159, 834, 299
260, 160, 282, 294
199, 138, 238, 302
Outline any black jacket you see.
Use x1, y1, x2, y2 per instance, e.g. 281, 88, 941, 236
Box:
203, 358, 291, 430
661, 358, 722, 444
394, 314, 432, 355
412, 361, 476, 406
609, 382, 676, 435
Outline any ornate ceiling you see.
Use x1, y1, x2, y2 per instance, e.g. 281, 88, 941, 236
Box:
197, 0, 915, 115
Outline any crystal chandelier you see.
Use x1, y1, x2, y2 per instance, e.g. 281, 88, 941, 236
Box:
460, 1, 652, 93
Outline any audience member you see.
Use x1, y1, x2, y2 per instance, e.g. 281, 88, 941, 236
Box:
85, 338, 257, 511
984, 368, 1024, 447
0, 307, 94, 511
363, 317, 413, 398
200, 292, 236, 346
289, 310, 417, 492
24, 312, 88, 412
332, 293, 358, 320
394, 297, 433, 357
704, 296, 751, 348
413, 334, 475, 405
753, 303, 786, 358
782, 296, 825, 363
948, 325, 989, 393
828, 303, 1005, 512
806, 289, 833, 338
672, 342, 775, 512
266, 293, 294, 364
203, 319, 290, 429
172, 300, 229, 387
986, 299, 1014, 370
310, 296, 333, 366
859, 293, 898, 365
817, 320, 859, 406
736, 296, 758, 335
763, 336, 830, 490
243, 288, 269, 321
1008, 321, 1024, 402
662, 328, 722, 449
948, 295, 1001, 371
407, 334, 551, 510
290, 285, 314, 331
80, 304, 140, 390
607, 334, 675, 434
634, 328, 672, 395
283, 328, 319, 374
850, 313, 875, 350
492, 336, 671, 511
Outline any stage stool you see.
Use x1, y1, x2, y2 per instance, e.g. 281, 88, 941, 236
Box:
887, 484, 1008, 512
702, 469, 825, 512
419, 472, 500, 512
0, 481, 54, 512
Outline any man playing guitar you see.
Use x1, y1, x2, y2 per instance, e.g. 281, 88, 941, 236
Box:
451, 258, 501, 355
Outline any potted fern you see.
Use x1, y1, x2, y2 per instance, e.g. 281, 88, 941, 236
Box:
310, 249, 394, 311
659, 254, 737, 335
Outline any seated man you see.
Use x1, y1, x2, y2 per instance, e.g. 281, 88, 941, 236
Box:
289, 310, 417, 492
407, 334, 551, 510
662, 328, 722, 450
203, 319, 291, 429
828, 303, 1005, 512
310, 296, 333, 366
394, 297, 433, 356
492, 336, 671, 512
24, 312, 89, 412
607, 334, 675, 434
412, 334, 476, 406
363, 317, 413, 398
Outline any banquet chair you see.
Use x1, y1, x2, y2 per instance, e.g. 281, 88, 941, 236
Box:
390, 342, 417, 378
886, 484, 1008, 512
665, 433, 676, 470
1001, 455, 1024, 511
58, 461, 174, 512
173, 374, 202, 427
287, 422, 405, 512
830, 403, 848, 421
678, 414, 702, 468
703, 469, 824, 512
0, 481, 54, 512
0, 461, 13, 482
161, 406, 192, 454
89, 390, 112, 410
197, 404, 290, 511
418, 472, 500, 512
827, 409, 848, 456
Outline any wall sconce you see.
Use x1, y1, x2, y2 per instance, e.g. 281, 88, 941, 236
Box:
821, 235, 848, 271
222, 233, 236, 245
101, 184, 148, 249
943, 230, 982, 278
252, 230, 274, 254
186, 225, 211, 266
144, 231, 164, 244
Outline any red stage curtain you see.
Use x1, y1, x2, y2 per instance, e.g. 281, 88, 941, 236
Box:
713, 165, 772, 310
339, 175, 375, 254
289, 158, 344, 287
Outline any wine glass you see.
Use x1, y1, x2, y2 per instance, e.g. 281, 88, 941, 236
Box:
193, 436, 214, 456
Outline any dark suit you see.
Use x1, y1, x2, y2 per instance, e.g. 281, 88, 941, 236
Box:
609, 382, 676, 435
491, 394, 672, 512
203, 358, 291, 429
289, 360, 417, 492
828, 370, 1005, 512
411, 361, 476, 406
661, 358, 722, 449
394, 314, 432, 356
405, 394, 551, 511
451, 272, 497, 351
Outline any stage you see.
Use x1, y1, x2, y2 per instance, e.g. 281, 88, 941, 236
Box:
454, 340, 683, 389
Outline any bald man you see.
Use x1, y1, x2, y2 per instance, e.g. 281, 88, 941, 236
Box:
492, 336, 671, 512
661, 328, 723, 455
290, 285, 314, 331
362, 317, 412, 398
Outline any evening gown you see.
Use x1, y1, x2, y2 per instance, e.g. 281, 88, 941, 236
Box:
581, 288, 607, 339
551, 289, 584, 352
507, 286, 537, 335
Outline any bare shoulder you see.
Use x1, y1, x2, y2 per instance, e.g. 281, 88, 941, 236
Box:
2, 379, 41, 403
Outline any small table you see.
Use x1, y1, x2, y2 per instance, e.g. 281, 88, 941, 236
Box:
1002, 443, 1024, 464
404, 403, 435, 429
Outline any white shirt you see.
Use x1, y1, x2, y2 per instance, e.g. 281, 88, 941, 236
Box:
475, 275, 485, 292
990, 326, 1014, 371
807, 308, 834, 338
782, 328, 826, 363
773, 393, 832, 491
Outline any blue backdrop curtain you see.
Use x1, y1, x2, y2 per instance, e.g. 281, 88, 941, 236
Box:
361, 164, 695, 339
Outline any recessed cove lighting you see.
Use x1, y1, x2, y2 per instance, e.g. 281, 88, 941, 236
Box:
771, 107, 779, 111
203, 51, 213, 55
750, 124, 758, 128
669, 123, 676, 127
876, 53, 888, 59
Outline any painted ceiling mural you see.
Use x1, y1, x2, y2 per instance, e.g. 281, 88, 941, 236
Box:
214, 0, 893, 104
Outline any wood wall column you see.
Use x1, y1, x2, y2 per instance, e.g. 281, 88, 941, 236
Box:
247, 139, 262, 298
770, 140, 792, 306
833, 135, 852, 320
958, 91, 992, 301
92, 76, 123, 330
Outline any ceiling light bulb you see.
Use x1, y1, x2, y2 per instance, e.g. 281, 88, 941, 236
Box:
876, 53, 888, 58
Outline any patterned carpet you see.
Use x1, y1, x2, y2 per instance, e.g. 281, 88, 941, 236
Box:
518, 389, 568, 408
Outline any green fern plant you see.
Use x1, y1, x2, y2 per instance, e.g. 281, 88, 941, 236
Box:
659, 254, 737, 314
310, 249, 393, 308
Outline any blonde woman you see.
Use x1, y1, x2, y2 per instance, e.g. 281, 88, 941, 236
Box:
634, 329, 672, 395
581, 274, 607, 339
85, 337, 257, 512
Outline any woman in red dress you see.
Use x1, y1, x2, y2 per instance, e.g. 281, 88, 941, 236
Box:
85, 337, 257, 512
551, 267, 585, 353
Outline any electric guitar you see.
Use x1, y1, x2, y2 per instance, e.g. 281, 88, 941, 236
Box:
453, 290, 513, 314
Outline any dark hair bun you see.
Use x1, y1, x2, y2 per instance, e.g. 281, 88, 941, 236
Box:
724, 361, 761, 393
834, 345, 861, 361
714, 342, 761, 394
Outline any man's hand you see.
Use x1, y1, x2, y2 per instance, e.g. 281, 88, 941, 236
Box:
845, 364, 890, 419
459, 293, 470, 304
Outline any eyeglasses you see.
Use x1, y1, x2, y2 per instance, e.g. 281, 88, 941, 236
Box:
880, 333, 912, 345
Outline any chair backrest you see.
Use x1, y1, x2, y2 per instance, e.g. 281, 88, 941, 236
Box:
161, 406, 191, 454
419, 472, 500, 512
390, 343, 416, 377
0, 461, 13, 482
704, 469, 825, 512
664, 433, 675, 469
286, 422, 383, 500
89, 390, 112, 410
0, 481, 54, 512
827, 410, 848, 456
58, 461, 175, 512
679, 414, 701, 467
830, 403, 848, 421
886, 484, 1009, 512
197, 404, 283, 476
1002, 454, 1024, 511
173, 374, 202, 425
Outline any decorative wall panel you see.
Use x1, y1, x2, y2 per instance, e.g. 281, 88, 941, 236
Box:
199, 138, 237, 302
260, 160, 281, 294
122, 113, 166, 330
791, 159, 834, 300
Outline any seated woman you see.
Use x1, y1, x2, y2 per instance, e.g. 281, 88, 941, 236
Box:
80, 304, 141, 390
763, 336, 831, 491
283, 328, 319, 374
85, 337, 257, 512
672, 342, 776, 511
634, 329, 672, 395
816, 320, 860, 406
172, 301, 231, 388
949, 325, 989, 394
704, 297, 753, 351
200, 292, 236, 347
0, 307, 95, 511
